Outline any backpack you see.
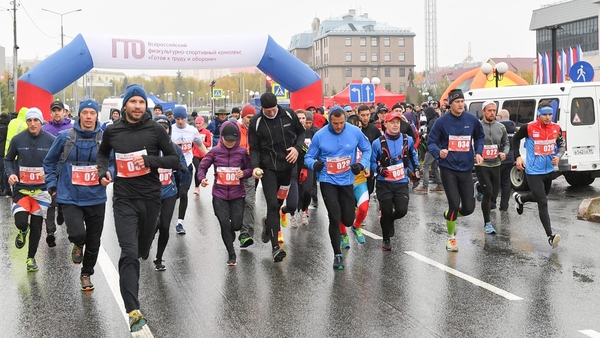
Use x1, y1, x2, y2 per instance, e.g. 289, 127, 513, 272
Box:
378, 134, 415, 172
56, 128, 102, 176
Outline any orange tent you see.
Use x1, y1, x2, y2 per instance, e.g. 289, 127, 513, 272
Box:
441, 68, 529, 102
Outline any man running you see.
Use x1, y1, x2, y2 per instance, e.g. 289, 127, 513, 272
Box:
512, 101, 564, 248
427, 89, 484, 252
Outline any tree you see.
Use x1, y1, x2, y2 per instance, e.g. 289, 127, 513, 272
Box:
120, 76, 129, 94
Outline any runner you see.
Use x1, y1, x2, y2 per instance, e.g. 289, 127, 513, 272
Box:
304, 106, 371, 270
192, 115, 212, 195
495, 109, 517, 211
427, 89, 485, 252
237, 105, 258, 247
512, 101, 564, 248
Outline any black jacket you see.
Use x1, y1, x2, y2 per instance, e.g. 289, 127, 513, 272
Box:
361, 123, 382, 144
499, 120, 517, 164
249, 105, 306, 172
0, 113, 10, 152
4, 129, 55, 191
97, 113, 180, 201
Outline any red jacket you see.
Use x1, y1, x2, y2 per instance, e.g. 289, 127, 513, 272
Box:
193, 128, 212, 158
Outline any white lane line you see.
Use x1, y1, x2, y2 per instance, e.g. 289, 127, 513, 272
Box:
98, 246, 155, 337
361, 229, 383, 240
580, 330, 600, 337
404, 251, 523, 301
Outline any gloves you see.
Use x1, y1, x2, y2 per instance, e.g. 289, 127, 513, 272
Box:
299, 168, 308, 183
49, 187, 57, 195
413, 167, 421, 179
313, 160, 324, 172
351, 163, 364, 175
377, 166, 390, 178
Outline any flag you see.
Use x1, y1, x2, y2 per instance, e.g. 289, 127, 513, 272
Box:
543, 52, 550, 84
556, 51, 562, 83
536, 53, 542, 84
561, 49, 567, 83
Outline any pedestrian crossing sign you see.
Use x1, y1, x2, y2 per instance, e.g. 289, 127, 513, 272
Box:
213, 88, 223, 98
272, 83, 288, 99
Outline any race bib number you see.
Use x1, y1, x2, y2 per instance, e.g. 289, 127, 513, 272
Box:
534, 140, 555, 156
385, 163, 405, 181
158, 168, 172, 186
277, 185, 290, 200
200, 134, 206, 143
71, 165, 99, 186
115, 150, 151, 178
304, 138, 312, 147
326, 156, 351, 174
216, 167, 240, 185
482, 144, 499, 160
19, 166, 44, 185
448, 135, 471, 152
178, 141, 193, 153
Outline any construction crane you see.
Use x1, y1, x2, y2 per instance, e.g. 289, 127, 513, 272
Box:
424, 0, 438, 88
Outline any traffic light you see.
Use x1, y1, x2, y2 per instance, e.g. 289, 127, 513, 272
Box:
265, 75, 273, 93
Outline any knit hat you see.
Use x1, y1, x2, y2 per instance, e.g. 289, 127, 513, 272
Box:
260, 92, 277, 108
122, 84, 147, 106
154, 104, 163, 111
195, 116, 204, 124
482, 100, 496, 110
343, 105, 352, 112
231, 107, 241, 114
173, 106, 187, 119
154, 115, 171, 135
305, 111, 313, 121
25, 107, 44, 123
391, 103, 403, 111
241, 105, 256, 118
78, 99, 99, 116
448, 89, 464, 105
221, 123, 239, 142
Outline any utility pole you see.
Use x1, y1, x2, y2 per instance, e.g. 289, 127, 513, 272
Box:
12, 0, 19, 111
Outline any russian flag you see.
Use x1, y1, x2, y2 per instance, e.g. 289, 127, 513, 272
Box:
556, 51, 563, 83
542, 52, 550, 84
560, 49, 567, 82
576, 45, 583, 62
536, 53, 542, 84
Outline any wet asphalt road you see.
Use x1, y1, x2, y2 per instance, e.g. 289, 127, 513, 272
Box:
1, 175, 600, 338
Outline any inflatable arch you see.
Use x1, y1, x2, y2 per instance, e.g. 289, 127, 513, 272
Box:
17, 33, 322, 120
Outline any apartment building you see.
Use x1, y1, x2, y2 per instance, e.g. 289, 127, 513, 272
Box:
289, 9, 416, 96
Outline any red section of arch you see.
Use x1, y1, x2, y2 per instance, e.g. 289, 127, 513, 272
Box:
16, 80, 53, 120
290, 79, 323, 110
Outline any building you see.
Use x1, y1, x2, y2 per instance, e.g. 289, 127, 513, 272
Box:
0, 46, 5, 80
289, 9, 416, 97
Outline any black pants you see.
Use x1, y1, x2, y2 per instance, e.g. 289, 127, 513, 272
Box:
193, 156, 201, 188
496, 163, 513, 210
61, 203, 106, 276
320, 182, 355, 255
213, 197, 244, 254
45, 194, 58, 235
282, 180, 298, 216
440, 167, 475, 221
366, 174, 375, 196
376, 181, 409, 240
15, 212, 43, 259
178, 164, 194, 220
155, 195, 178, 262
113, 198, 161, 313
260, 169, 291, 247
298, 170, 314, 212
521, 173, 553, 236
474, 166, 500, 224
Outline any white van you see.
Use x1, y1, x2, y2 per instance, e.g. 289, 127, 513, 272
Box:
465, 82, 600, 190
100, 97, 155, 122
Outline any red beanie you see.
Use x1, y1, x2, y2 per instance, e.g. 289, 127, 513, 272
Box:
241, 105, 256, 118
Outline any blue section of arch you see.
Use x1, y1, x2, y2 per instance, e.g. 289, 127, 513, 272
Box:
257, 35, 320, 92
19, 34, 93, 94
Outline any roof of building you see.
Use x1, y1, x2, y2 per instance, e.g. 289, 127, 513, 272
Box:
530, 0, 598, 30
317, 14, 415, 37
289, 32, 313, 50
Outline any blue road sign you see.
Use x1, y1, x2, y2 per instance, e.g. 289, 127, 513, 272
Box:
570, 61, 594, 83
349, 83, 376, 103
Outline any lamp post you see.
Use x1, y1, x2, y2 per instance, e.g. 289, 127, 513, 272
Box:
480, 62, 509, 88
209, 80, 216, 117
188, 91, 194, 110
42, 8, 82, 103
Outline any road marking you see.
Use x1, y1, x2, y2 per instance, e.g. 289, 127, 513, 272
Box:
361, 229, 383, 240
404, 251, 523, 301
98, 246, 155, 337
580, 330, 600, 337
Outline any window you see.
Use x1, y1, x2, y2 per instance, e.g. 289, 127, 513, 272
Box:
360, 67, 367, 77
360, 52, 367, 62
324, 38, 328, 48
345, 68, 352, 77
384, 68, 391, 77
384, 83, 391, 91
372, 53, 378, 62
345, 38, 352, 47
360, 37, 366, 47
399, 38, 405, 46
384, 52, 391, 62
400, 82, 406, 93
372, 67, 379, 77
371, 37, 377, 47
346, 52, 352, 62
398, 53, 405, 62
399, 67, 406, 77
384, 37, 390, 46
502, 100, 536, 125
571, 97, 595, 125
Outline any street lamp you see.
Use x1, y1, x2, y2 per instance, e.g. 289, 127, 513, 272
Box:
362, 77, 381, 86
224, 95, 230, 110
480, 62, 509, 88
42, 7, 82, 103
209, 80, 216, 117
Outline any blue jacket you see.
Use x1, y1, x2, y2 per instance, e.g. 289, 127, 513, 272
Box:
4, 129, 55, 191
305, 123, 371, 186
160, 143, 186, 200
44, 121, 114, 206
371, 134, 419, 184
206, 117, 228, 146
427, 111, 485, 172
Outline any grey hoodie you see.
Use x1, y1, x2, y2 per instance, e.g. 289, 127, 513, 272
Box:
476, 120, 509, 167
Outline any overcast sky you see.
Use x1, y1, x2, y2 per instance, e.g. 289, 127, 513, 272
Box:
0, 0, 547, 75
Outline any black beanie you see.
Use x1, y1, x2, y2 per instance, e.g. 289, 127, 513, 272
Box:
260, 92, 278, 108
448, 89, 464, 105
391, 103, 403, 111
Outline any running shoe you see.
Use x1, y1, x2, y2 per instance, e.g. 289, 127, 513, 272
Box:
414, 184, 428, 193
301, 210, 309, 225
272, 246, 287, 263
333, 254, 344, 270
15, 228, 28, 249
446, 238, 458, 252
278, 231, 284, 243
513, 192, 524, 215
26, 257, 38, 272
290, 215, 298, 228
340, 234, 350, 249
484, 222, 496, 234
194, 187, 200, 195
351, 227, 365, 244
227, 252, 237, 266
261, 217, 269, 243
475, 182, 483, 202
382, 239, 392, 251
154, 259, 166, 271
548, 234, 561, 248
71, 244, 84, 265
46, 232, 56, 248
176, 223, 186, 234
80, 274, 94, 291
129, 309, 147, 332
279, 207, 288, 227
239, 235, 254, 248
430, 184, 445, 193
